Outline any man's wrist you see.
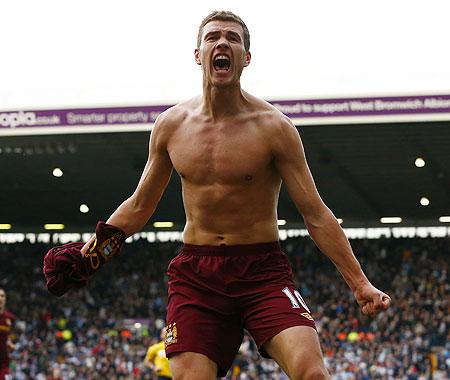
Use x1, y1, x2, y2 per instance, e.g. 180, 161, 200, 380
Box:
345, 273, 370, 292
81, 221, 126, 272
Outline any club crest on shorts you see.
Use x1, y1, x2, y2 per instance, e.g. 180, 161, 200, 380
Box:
164, 323, 178, 347
301, 312, 314, 321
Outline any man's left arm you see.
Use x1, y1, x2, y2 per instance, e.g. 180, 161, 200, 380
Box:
271, 116, 391, 316
6, 338, 14, 352
6, 313, 16, 352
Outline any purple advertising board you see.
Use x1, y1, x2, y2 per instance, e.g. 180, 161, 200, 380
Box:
270, 94, 450, 118
0, 105, 170, 130
1, 94, 450, 133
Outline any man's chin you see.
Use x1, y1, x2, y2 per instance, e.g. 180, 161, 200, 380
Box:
211, 77, 235, 89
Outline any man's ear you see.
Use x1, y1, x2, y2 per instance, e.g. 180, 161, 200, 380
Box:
194, 48, 201, 65
244, 51, 251, 67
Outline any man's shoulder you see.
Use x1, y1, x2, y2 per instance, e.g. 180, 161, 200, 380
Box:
151, 97, 200, 144
148, 340, 165, 351
245, 94, 294, 136
157, 97, 200, 125
246, 92, 291, 125
0, 310, 15, 323
6, 310, 17, 319
4, 310, 15, 321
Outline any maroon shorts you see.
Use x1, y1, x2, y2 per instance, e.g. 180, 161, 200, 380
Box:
165, 242, 316, 377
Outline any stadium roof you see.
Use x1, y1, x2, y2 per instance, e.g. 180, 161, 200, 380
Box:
1, 121, 449, 232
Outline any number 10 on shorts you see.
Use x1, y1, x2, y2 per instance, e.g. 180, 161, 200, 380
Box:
282, 287, 311, 313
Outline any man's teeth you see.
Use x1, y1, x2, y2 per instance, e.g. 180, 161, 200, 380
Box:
214, 55, 230, 70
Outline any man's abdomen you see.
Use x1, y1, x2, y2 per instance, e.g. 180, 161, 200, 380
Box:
182, 181, 280, 245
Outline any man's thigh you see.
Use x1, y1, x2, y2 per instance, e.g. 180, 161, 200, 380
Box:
169, 352, 217, 380
165, 298, 243, 377
243, 285, 316, 355
263, 326, 330, 380
166, 253, 243, 377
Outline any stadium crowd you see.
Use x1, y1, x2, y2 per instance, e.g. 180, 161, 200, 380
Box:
0, 235, 448, 379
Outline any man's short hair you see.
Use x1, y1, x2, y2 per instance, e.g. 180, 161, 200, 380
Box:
197, 10, 250, 52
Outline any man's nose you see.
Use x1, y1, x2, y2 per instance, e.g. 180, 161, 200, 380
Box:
216, 38, 230, 49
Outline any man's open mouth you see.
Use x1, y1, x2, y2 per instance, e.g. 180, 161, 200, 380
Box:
213, 54, 231, 71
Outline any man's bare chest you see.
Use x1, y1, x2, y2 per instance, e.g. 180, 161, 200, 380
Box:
168, 124, 272, 184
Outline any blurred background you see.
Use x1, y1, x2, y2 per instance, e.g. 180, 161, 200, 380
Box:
0, 0, 449, 379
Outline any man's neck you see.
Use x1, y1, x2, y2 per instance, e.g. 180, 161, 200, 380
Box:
201, 82, 247, 119
0, 307, 4, 314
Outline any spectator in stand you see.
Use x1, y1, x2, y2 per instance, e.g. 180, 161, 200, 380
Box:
0, 288, 16, 380
0, 237, 448, 379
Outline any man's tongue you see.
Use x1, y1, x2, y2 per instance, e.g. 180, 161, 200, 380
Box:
214, 57, 230, 72
215, 66, 228, 72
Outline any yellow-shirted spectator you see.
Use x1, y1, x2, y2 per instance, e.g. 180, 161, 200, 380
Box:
144, 328, 172, 380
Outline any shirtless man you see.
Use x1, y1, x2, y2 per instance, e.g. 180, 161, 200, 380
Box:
44, 10, 391, 380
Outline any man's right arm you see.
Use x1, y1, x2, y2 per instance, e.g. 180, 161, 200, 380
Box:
43, 111, 174, 296
82, 111, 174, 253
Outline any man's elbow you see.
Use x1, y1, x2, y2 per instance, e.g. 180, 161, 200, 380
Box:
302, 205, 335, 230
